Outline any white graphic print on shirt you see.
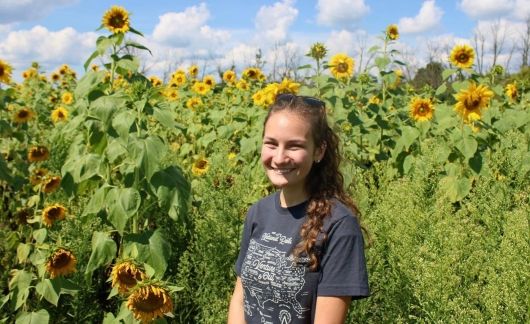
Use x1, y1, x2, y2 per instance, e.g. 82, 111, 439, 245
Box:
240, 232, 310, 323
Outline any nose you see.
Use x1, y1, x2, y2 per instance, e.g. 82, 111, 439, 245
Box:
272, 147, 289, 165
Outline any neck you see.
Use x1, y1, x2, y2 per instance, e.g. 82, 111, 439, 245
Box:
279, 188, 308, 207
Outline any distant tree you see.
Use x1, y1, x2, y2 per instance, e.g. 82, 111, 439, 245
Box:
411, 61, 444, 90
520, 16, 530, 69
473, 30, 486, 74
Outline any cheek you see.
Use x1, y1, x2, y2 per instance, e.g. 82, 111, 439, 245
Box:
260, 146, 272, 162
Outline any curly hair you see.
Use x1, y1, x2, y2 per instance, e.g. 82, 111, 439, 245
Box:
264, 94, 361, 271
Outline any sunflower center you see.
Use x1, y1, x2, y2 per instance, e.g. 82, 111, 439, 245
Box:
337, 62, 349, 73
458, 53, 469, 63
47, 207, 62, 220
196, 160, 207, 169
52, 252, 72, 268
18, 110, 29, 118
134, 291, 166, 312
118, 269, 142, 286
111, 14, 125, 28
0, 67, 4, 75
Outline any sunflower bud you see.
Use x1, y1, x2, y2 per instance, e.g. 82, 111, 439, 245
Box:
307, 42, 327, 60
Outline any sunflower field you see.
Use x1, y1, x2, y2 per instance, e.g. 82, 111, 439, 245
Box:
1, 6, 529, 324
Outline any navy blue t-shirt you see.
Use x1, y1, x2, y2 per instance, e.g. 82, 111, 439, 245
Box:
235, 192, 369, 323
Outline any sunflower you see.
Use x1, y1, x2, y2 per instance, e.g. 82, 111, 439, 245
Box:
188, 65, 199, 78
46, 248, 77, 279
127, 284, 173, 323
28, 146, 49, 162
203, 75, 216, 87
30, 168, 49, 185
235, 79, 249, 91
171, 73, 187, 86
0, 59, 13, 84
191, 157, 209, 176
368, 96, 381, 105
329, 53, 354, 80
409, 97, 435, 122
42, 176, 61, 194
192, 81, 211, 95
111, 261, 146, 294
58, 64, 71, 75
51, 106, 69, 123
386, 24, 399, 41
22, 68, 37, 80
505, 83, 517, 102
223, 70, 236, 84
13, 108, 35, 124
277, 78, 300, 94
242, 67, 264, 81
186, 97, 203, 110
91, 64, 99, 72
61, 92, 74, 105
50, 72, 61, 82
149, 76, 162, 87
42, 204, 67, 227
449, 44, 475, 69
454, 83, 494, 123
308, 42, 327, 60
102, 6, 130, 34
163, 88, 179, 101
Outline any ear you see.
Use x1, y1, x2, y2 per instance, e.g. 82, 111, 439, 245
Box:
314, 143, 326, 162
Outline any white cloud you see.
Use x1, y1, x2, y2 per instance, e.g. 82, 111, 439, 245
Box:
513, 0, 530, 20
0, 26, 97, 74
398, 0, 444, 34
316, 0, 370, 29
216, 44, 260, 69
0, 0, 75, 24
459, 0, 514, 19
254, 0, 299, 44
152, 3, 230, 48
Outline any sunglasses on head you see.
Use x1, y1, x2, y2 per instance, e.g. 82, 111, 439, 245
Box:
274, 93, 325, 108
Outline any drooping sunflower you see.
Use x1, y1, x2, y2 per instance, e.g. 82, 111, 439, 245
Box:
51, 106, 69, 123
30, 168, 49, 186
111, 261, 146, 294
308, 42, 327, 60
409, 97, 435, 122
454, 83, 494, 123
505, 83, 518, 102
46, 248, 77, 279
192, 81, 211, 95
42, 176, 61, 194
127, 284, 173, 323
203, 75, 216, 87
329, 53, 354, 80
0, 59, 13, 84
102, 6, 130, 34
188, 65, 199, 78
149, 76, 162, 87
13, 108, 35, 124
222, 70, 236, 84
42, 204, 67, 227
449, 44, 475, 69
186, 97, 203, 110
386, 24, 399, 41
191, 157, 209, 176
61, 92, 74, 105
28, 146, 49, 162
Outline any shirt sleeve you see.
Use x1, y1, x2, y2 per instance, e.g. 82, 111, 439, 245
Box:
234, 205, 255, 276
317, 215, 370, 299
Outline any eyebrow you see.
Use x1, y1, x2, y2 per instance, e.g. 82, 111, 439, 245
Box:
263, 137, 308, 144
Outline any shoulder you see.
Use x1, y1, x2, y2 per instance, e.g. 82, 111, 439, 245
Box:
324, 200, 362, 237
245, 192, 278, 220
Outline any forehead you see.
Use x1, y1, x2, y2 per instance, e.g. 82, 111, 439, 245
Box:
264, 111, 313, 140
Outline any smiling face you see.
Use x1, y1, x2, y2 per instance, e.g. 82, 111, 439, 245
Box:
261, 111, 324, 202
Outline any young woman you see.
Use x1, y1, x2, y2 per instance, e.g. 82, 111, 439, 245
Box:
228, 94, 369, 324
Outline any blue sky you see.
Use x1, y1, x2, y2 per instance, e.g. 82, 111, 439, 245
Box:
1, 0, 528, 80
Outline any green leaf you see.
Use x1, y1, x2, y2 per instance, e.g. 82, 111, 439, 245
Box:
112, 110, 136, 140
439, 175, 472, 202
468, 151, 483, 175
153, 107, 176, 129
83, 185, 111, 216
15, 310, 49, 324
106, 188, 141, 235
35, 280, 60, 306
32, 229, 47, 244
17, 243, 31, 264
127, 136, 167, 180
400, 126, 420, 150
240, 136, 259, 158
125, 41, 152, 55
9, 270, 34, 310
435, 83, 447, 96
0, 154, 13, 182
442, 68, 457, 80
403, 154, 414, 174
124, 230, 170, 277
85, 232, 117, 278
75, 70, 107, 98
150, 166, 190, 222
375, 56, 391, 70
455, 134, 478, 160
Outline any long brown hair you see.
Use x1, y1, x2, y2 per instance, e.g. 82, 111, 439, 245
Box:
264, 94, 361, 271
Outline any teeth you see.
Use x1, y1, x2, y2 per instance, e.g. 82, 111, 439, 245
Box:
273, 168, 292, 174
